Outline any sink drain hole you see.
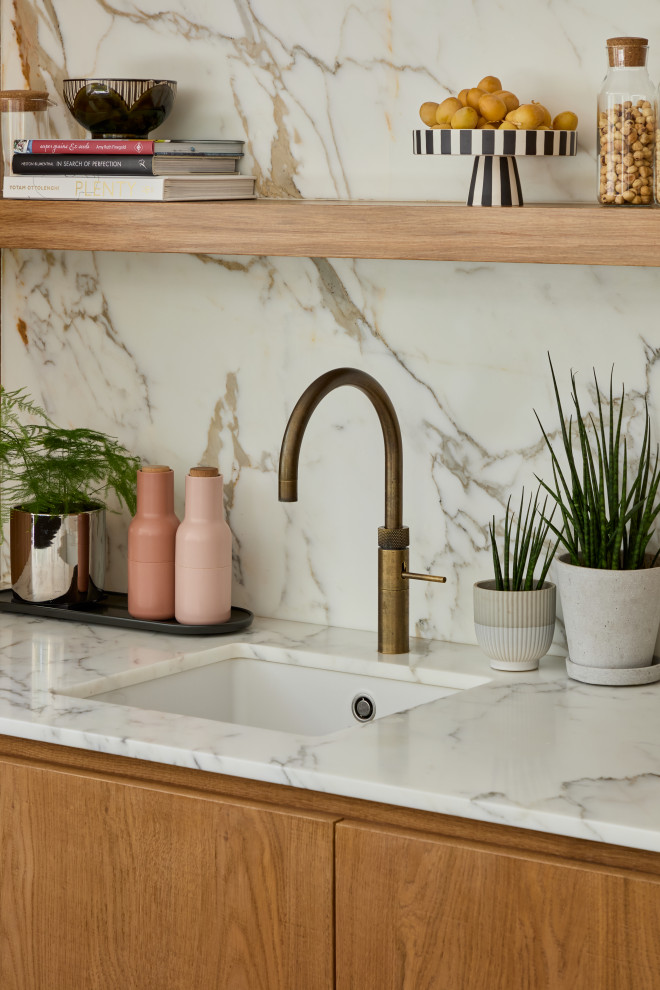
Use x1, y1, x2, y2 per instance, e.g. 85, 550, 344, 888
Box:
352, 693, 376, 723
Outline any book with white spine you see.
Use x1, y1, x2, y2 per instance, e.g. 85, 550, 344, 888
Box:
3, 174, 256, 202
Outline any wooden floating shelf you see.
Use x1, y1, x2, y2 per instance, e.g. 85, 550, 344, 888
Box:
0, 198, 659, 266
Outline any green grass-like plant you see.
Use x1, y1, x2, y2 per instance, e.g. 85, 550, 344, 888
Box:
0, 385, 139, 528
489, 487, 558, 591
535, 357, 660, 570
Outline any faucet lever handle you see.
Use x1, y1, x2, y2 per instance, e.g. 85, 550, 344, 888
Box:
402, 567, 447, 584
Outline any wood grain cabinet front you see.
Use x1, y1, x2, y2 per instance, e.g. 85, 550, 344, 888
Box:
0, 758, 337, 990
4, 737, 660, 990
335, 819, 660, 990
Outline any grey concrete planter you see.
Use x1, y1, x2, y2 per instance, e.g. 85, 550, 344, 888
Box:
554, 554, 660, 671
473, 580, 556, 671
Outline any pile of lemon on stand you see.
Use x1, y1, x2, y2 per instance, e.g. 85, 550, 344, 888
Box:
420, 76, 577, 131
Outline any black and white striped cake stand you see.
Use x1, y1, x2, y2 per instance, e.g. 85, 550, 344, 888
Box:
412, 128, 578, 206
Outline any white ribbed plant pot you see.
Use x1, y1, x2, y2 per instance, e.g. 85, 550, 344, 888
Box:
473, 580, 556, 671
554, 554, 660, 672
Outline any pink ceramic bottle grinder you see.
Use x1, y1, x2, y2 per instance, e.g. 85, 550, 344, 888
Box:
128, 465, 179, 620
175, 466, 232, 624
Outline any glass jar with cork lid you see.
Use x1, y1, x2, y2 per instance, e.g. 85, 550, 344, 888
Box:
597, 37, 655, 206
0, 90, 56, 177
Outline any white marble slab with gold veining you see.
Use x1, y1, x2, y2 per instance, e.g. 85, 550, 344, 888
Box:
4, 611, 660, 853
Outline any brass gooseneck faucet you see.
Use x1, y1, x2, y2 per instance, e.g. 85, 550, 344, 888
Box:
278, 368, 445, 654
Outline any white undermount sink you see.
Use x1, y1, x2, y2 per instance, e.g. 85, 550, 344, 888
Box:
62, 644, 488, 738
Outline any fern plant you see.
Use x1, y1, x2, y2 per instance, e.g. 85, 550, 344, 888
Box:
0, 385, 139, 529
489, 487, 558, 591
535, 357, 660, 570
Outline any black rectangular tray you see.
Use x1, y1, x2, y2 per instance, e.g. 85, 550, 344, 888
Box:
0, 589, 253, 636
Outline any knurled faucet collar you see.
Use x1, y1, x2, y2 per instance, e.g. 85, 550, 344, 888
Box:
378, 526, 410, 550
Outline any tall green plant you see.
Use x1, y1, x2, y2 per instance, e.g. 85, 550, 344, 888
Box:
535, 357, 660, 570
489, 487, 558, 591
0, 385, 139, 528
0, 385, 50, 458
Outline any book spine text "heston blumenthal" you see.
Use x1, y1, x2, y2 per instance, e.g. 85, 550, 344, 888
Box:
12, 154, 156, 175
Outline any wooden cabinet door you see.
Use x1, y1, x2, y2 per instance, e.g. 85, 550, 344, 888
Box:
0, 758, 336, 990
336, 819, 660, 990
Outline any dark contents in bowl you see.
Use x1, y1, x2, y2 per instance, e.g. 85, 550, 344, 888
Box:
63, 79, 177, 138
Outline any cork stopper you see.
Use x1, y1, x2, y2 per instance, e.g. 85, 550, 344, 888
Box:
0, 89, 52, 112
606, 37, 648, 68
141, 464, 171, 473
189, 466, 219, 477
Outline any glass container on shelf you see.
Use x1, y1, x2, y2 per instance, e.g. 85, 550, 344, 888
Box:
597, 37, 655, 206
0, 90, 54, 176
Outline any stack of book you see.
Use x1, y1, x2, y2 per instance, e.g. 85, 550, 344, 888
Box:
3, 138, 256, 201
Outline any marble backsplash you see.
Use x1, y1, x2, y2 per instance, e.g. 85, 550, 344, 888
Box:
2, 1, 660, 647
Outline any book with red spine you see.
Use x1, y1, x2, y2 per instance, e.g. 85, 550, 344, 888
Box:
14, 138, 245, 156
15, 139, 155, 155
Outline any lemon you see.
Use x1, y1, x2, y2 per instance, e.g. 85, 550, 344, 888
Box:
466, 88, 485, 110
552, 111, 578, 130
477, 76, 503, 94
478, 93, 507, 122
435, 97, 463, 124
492, 90, 520, 113
419, 102, 439, 127
505, 104, 545, 129
451, 106, 479, 129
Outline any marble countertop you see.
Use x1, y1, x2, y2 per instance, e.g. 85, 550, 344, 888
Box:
1, 609, 660, 853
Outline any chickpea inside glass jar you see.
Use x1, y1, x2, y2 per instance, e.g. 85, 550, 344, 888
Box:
597, 38, 656, 206
598, 100, 655, 204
